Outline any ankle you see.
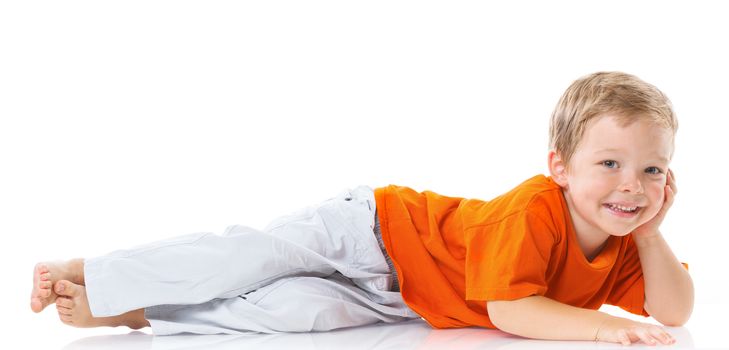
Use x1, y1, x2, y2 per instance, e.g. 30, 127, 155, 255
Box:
69, 258, 86, 285
123, 309, 150, 330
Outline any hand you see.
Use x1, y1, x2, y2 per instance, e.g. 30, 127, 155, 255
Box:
632, 168, 677, 240
596, 317, 676, 346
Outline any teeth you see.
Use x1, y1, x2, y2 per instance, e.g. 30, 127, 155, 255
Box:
608, 204, 638, 212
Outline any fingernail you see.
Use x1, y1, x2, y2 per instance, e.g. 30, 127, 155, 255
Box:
57, 283, 65, 292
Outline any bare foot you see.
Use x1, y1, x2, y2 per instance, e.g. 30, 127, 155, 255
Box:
55, 280, 149, 329
30, 259, 85, 313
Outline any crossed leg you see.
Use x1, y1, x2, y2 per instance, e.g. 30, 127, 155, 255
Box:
54, 280, 149, 329
30, 259, 85, 313
31, 259, 149, 329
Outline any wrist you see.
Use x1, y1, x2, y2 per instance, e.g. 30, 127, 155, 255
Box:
632, 230, 662, 249
594, 319, 608, 341
594, 314, 622, 342
595, 316, 636, 342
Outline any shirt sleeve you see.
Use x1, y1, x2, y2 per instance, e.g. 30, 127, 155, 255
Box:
607, 236, 690, 317
464, 210, 556, 301
606, 235, 650, 316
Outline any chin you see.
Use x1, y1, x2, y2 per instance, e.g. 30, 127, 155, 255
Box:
608, 229, 633, 237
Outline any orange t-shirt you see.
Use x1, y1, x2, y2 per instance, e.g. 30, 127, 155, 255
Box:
374, 175, 685, 329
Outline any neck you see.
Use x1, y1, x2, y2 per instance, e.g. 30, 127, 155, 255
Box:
561, 188, 612, 261
581, 235, 610, 261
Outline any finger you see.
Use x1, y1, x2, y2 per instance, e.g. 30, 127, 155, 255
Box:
633, 328, 658, 346
617, 329, 632, 346
668, 169, 678, 195
664, 184, 675, 208
648, 326, 675, 345
654, 185, 673, 219
659, 328, 676, 345
643, 326, 666, 346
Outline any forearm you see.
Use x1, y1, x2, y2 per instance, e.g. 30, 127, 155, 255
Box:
487, 296, 615, 341
634, 232, 694, 326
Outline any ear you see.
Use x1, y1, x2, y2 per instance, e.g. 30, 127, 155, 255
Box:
548, 150, 569, 187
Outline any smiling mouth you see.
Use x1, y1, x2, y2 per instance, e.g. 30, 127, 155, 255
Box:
605, 203, 638, 212
603, 203, 642, 216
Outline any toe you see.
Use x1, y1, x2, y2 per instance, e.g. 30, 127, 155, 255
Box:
40, 281, 52, 289
40, 272, 51, 282
56, 296, 74, 308
56, 304, 72, 316
55, 280, 69, 295
56, 305, 73, 316
39, 289, 52, 298
30, 298, 42, 313
36, 263, 49, 274
55, 280, 78, 297
59, 313, 73, 325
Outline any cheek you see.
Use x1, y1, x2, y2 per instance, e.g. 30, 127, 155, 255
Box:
584, 179, 614, 200
567, 175, 614, 206
646, 182, 666, 205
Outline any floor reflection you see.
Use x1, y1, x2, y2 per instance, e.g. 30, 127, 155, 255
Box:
62, 319, 695, 350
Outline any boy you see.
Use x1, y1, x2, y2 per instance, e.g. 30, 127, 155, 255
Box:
31, 71, 692, 345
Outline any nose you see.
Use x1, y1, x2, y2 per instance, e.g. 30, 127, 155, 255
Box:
619, 171, 644, 194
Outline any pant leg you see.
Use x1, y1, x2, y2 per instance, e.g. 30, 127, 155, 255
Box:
261, 185, 394, 292
145, 273, 419, 335
84, 185, 394, 317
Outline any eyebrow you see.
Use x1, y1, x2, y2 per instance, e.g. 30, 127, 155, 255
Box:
595, 148, 669, 163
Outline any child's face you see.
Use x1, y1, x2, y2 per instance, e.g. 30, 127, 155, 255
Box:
558, 114, 673, 238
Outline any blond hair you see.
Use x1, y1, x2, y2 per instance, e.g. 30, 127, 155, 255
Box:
549, 71, 678, 167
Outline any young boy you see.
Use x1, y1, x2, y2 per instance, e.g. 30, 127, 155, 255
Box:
31, 71, 692, 346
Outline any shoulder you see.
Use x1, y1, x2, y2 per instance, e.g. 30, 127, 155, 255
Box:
520, 175, 568, 223
461, 175, 565, 225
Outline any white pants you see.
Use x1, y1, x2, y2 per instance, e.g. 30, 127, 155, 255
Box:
83, 185, 420, 335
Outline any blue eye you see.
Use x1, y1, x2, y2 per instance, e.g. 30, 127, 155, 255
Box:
646, 167, 663, 175
602, 160, 617, 168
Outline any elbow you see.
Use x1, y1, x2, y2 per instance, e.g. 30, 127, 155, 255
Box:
645, 290, 694, 327
654, 308, 693, 327
660, 319, 688, 327
486, 296, 551, 339
487, 299, 520, 331
658, 312, 692, 327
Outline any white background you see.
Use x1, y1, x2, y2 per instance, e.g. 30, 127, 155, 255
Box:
1, 1, 727, 349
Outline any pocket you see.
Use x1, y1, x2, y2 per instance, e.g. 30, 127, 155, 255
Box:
262, 205, 319, 232
120, 232, 211, 257
242, 277, 301, 305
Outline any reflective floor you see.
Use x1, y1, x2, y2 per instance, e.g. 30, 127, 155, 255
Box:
59, 321, 698, 350
16, 303, 726, 350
